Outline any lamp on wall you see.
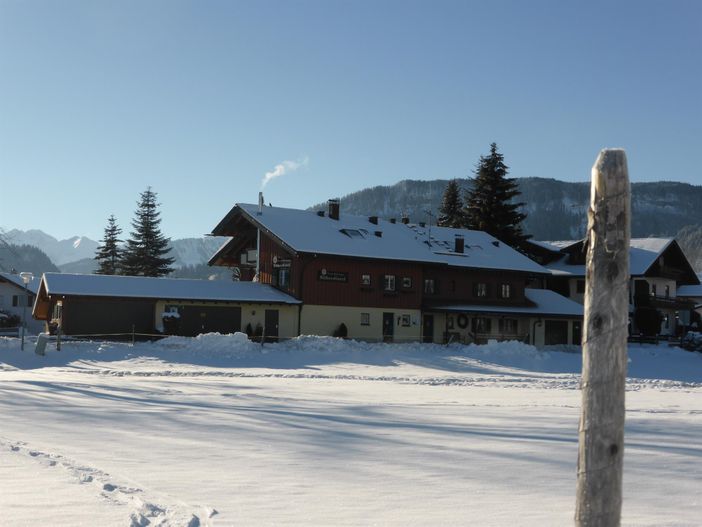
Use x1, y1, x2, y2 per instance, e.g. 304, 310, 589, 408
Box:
19, 272, 33, 351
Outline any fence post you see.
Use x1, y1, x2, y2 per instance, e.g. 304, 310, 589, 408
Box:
575, 149, 630, 526
56, 325, 62, 351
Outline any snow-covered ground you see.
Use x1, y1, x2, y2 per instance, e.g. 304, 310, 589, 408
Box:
1, 335, 700, 526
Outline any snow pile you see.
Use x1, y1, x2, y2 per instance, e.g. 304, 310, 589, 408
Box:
2, 333, 701, 386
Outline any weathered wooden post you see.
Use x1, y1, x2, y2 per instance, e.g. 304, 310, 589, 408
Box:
575, 149, 630, 526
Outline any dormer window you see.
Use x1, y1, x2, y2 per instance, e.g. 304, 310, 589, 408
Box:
475, 283, 488, 298
340, 229, 367, 239
500, 284, 511, 299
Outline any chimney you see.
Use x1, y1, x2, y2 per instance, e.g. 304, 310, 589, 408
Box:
258, 192, 264, 215
492, 240, 500, 247
401, 215, 410, 225
368, 216, 378, 225
389, 218, 396, 224
454, 234, 465, 254
328, 198, 340, 220
374, 231, 383, 238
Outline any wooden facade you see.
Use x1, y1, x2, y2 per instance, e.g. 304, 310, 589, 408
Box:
207, 203, 579, 343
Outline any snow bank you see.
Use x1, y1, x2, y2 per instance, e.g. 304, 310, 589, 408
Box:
2, 334, 701, 385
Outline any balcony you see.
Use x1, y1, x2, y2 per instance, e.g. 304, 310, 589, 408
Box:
634, 294, 694, 311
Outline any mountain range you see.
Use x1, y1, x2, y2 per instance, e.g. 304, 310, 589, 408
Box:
0, 230, 227, 277
310, 177, 702, 240
3, 177, 701, 276
309, 177, 702, 271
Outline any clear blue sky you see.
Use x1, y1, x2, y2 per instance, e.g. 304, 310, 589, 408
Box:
1, 0, 700, 241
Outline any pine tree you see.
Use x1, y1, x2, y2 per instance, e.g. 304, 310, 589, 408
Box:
94, 215, 123, 275
463, 143, 530, 247
120, 188, 175, 277
437, 179, 465, 228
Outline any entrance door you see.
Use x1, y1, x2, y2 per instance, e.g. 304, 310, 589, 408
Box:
544, 320, 568, 345
382, 312, 394, 343
265, 309, 279, 342
422, 315, 434, 343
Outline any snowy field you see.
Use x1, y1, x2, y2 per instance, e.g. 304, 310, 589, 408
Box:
1, 335, 701, 526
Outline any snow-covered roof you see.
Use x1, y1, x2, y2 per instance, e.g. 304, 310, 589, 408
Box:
229, 203, 547, 274
677, 284, 702, 299
430, 288, 583, 318
543, 237, 678, 278
541, 240, 581, 250
39, 273, 301, 304
0, 272, 41, 294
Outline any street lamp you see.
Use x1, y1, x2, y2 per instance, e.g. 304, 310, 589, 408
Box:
19, 272, 33, 351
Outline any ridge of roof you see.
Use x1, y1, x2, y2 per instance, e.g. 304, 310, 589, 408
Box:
233, 203, 548, 274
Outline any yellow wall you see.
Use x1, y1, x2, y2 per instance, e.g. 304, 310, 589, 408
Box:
300, 305, 421, 342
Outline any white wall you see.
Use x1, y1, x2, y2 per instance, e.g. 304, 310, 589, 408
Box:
0, 281, 43, 334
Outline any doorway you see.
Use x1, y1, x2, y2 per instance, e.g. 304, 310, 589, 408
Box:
265, 309, 279, 342
422, 314, 434, 343
382, 312, 394, 343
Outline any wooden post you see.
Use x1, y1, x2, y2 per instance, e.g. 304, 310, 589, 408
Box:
576, 149, 630, 526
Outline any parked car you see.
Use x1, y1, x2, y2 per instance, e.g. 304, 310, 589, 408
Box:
681, 331, 702, 352
0, 310, 20, 328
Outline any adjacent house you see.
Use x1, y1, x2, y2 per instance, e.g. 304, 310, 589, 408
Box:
0, 272, 42, 334
208, 198, 583, 345
32, 273, 301, 338
527, 238, 701, 336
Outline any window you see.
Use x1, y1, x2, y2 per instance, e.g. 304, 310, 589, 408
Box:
383, 275, 396, 292
665, 285, 670, 298
401, 314, 411, 327
12, 295, 18, 307
361, 274, 371, 286
475, 283, 487, 298
473, 317, 492, 333
402, 277, 412, 289
651, 283, 657, 297
277, 268, 290, 289
423, 279, 435, 294
498, 318, 518, 334
576, 280, 585, 294
500, 284, 511, 299
340, 228, 366, 239
0, 295, 3, 306
26, 295, 34, 307
360, 313, 370, 326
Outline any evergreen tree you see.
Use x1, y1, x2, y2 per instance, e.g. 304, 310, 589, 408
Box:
120, 188, 175, 277
94, 215, 123, 275
463, 143, 530, 247
437, 179, 465, 228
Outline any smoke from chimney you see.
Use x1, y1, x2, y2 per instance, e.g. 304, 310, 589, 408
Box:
260, 156, 309, 190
